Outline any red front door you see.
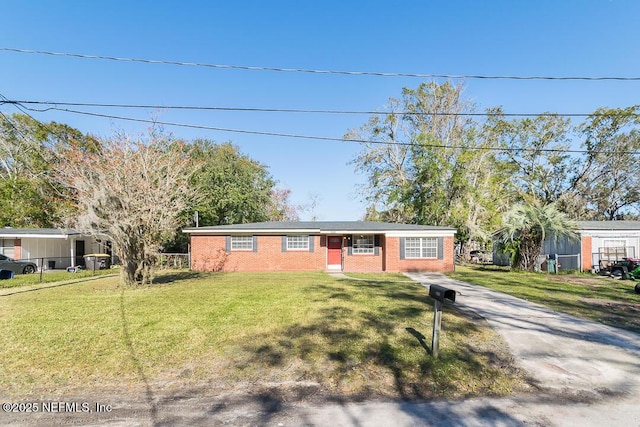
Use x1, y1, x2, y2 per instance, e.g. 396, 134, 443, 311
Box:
327, 236, 343, 266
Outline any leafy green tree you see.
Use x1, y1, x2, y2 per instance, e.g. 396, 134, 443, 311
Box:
188, 140, 278, 226
483, 108, 576, 205
349, 84, 640, 260
163, 141, 299, 253
348, 81, 507, 255
0, 113, 98, 227
348, 81, 476, 225
450, 132, 513, 250
495, 202, 578, 271
347, 96, 413, 223
575, 106, 640, 220
0, 177, 52, 227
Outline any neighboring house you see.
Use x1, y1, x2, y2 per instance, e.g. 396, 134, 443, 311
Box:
579, 221, 640, 271
184, 221, 456, 273
0, 228, 112, 270
493, 221, 640, 272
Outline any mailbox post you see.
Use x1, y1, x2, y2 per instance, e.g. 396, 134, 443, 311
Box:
428, 284, 456, 358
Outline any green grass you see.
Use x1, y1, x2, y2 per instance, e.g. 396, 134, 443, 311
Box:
0, 268, 115, 289
0, 270, 529, 399
448, 265, 640, 333
341, 272, 413, 281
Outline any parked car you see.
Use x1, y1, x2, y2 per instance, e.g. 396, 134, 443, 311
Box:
0, 254, 38, 274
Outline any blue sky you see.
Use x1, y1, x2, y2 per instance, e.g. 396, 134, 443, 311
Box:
1, 1, 639, 220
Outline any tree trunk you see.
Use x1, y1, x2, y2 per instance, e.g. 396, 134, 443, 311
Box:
515, 237, 542, 271
120, 259, 139, 286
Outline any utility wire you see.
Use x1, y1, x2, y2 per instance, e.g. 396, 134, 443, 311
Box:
2, 47, 639, 81
0, 93, 63, 153
0, 94, 65, 188
0, 94, 40, 144
15, 103, 640, 155
3, 100, 639, 118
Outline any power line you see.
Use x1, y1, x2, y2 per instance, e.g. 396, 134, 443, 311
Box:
2, 47, 640, 82
28, 105, 359, 143
1, 95, 65, 161
13, 103, 640, 155
3, 99, 639, 118
0, 94, 40, 143
0, 94, 65, 186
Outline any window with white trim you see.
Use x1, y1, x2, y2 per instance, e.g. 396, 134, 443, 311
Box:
405, 237, 437, 259
352, 235, 374, 254
0, 239, 14, 258
286, 235, 309, 250
231, 236, 253, 251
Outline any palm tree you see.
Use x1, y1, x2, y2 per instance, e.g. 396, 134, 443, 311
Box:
495, 202, 578, 271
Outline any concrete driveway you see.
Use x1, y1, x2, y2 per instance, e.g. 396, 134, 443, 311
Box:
399, 272, 640, 424
404, 272, 640, 395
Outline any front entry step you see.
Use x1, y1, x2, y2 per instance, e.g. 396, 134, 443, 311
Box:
326, 264, 342, 272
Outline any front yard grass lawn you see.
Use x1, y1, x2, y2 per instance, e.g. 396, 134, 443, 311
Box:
448, 265, 640, 334
0, 271, 531, 400
0, 268, 115, 289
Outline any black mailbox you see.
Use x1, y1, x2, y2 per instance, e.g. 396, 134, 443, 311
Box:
429, 284, 456, 303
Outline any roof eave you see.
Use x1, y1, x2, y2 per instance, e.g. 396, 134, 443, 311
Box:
385, 230, 457, 237
183, 228, 457, 236
183, 228, 321, 235
0, 232, 82, 239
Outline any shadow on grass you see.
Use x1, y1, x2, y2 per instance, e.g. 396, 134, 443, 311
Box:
119, 289, 158, 425
152, 270, 207, 284
405, 327, 431, 355
237, 278, 519, 401
312, 281, 430, 307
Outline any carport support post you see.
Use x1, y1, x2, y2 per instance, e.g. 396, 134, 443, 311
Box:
432, 299, 443, 358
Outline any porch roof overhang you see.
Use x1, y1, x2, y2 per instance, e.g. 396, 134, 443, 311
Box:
0, 228, 83, 240
492, 221, 640, 239
577, 221, 640, 237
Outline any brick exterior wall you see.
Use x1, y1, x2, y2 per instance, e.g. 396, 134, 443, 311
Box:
384, 236, 455, 272
190, 233, 455, 273
343, 245, 384, 272
342, 254, 384, 272
341, 234, 383, 272
581, 235, 593, 271
191, 235, 326, 272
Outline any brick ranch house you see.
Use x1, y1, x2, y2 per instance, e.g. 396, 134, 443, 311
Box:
184, 221, 456, 273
